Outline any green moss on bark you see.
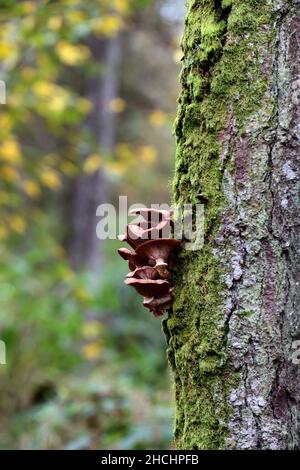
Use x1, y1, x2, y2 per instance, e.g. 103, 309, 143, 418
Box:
166, 0, 275, 449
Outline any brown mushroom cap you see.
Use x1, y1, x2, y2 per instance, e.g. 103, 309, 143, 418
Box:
152, 309, 164, 317
149, 302, 173, 316
117, 248, 146, 271
117, 233, 135, 249
143, 291, 173, 308
143, 294, 173, 316
124, 278, 170, 297
135, 238, 181, 265
126, 266, 161, 280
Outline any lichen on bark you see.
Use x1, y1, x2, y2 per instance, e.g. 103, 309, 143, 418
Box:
165, 0, 300, 450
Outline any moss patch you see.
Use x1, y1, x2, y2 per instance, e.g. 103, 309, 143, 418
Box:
166, 0, 275, 449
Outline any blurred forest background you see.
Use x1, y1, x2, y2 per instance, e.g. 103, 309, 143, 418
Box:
0, 0, 184, 449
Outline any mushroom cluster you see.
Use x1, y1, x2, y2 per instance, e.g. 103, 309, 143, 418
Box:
118, 208, 181, 317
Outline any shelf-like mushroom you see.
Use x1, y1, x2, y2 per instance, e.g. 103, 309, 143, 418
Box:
143, 293, 174, 317
118, 224, 141, 249
118, 208, 181, 317
124, 278, 170, 298
143, 291, 173, 309
135, 238, 181, 278
117, 248, 146, 271
146, 301, 173, 317
126, 266, 161, 280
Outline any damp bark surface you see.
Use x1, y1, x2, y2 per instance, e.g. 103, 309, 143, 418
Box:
164, 0, 300, 450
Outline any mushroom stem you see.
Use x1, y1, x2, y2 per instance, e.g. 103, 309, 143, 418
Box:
155, 261, 171, 279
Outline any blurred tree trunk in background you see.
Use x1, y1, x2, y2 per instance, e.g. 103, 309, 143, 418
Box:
69, 35, 121, 273
165, 0, 300, 449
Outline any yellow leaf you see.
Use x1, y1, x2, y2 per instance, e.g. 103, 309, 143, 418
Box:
108, 97, 126, 113
0, 42, 15, 60
113, 0, 129, 14
33, 82, 70, 114
60, 161, 77, 176
55, 41, 90, 66
139, 145, 157, 164
48, 94, 68, 113
81, 321, 103, 339
149, 109, 167, 127
0, 138, 21, 164
83, 154, 102, 174
41, 170, 61, 190
10, 215, 26, 234
77, 97, 92, 114
32, 81, 56, 98
92, 15, 122, 37
81, 342, 102, 361
47, 16, 62, 31
106, 161, 126, 176
23, 180, 40, 198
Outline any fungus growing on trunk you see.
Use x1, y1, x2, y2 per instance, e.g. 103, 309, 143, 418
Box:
117, 248, 147, 271
118, 224, 145, 248
135, 238, 181, 279
117, 207, 181, 317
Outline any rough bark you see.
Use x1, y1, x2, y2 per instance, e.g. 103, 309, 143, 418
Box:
165, 0, 300, 449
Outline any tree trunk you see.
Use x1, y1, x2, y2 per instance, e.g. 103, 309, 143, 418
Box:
69, 34, 121, 274
165, 0, 300, 450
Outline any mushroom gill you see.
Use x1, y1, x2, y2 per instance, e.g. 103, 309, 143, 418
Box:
135, 238, 181, 278
125, 266, 161, 280
117, 248, 146, 271
118, 207, 181, 317
124, 278, 170, 298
